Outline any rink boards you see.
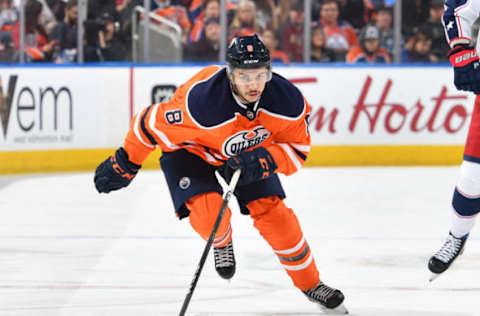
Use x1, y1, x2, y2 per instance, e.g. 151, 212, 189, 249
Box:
0, 64, 472, 173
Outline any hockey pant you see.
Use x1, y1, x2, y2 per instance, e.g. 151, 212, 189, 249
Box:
186, 192, 320, 291
450, 95, 480, 236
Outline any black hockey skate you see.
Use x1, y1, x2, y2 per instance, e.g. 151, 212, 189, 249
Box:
303, 282, 348, 314
428, 232, 468, 281
213, 240, 235, 279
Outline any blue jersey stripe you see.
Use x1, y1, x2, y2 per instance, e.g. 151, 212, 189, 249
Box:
291, 145, 307, 161
140, 105, 157, 145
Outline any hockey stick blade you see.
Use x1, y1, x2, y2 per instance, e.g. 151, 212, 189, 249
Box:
178, 169, 241, 316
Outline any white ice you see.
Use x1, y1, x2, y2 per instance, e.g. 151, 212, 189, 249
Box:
0, 167, 478, 316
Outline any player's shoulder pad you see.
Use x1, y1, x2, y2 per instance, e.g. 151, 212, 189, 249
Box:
186, 67, 236, 128
260, 72, 305, 119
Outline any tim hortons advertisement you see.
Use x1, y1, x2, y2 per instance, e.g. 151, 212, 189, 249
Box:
0, 67, 130, 151
134, 66, 475, 145
279, 66, 476, 145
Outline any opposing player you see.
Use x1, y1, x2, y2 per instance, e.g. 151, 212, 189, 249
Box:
428, 0, 480, 280
93, 34, 347, 313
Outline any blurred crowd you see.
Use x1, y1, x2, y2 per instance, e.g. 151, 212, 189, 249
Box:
0, 0, 450, 64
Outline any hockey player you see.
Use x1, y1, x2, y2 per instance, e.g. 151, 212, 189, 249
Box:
428, 0, 480, 280
93, 34, 347, 313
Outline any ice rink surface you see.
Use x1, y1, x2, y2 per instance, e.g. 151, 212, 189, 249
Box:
0, 167, 479, 316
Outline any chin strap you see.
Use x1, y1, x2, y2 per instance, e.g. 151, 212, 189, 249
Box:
228, 79, 250, 104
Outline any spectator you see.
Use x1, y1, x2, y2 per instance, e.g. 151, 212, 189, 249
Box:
117, 0, 140, 22
421, 0, 449, 61
402, 26, 437, 63
51, 0, 77, 63
98, 12, 127, 61
152, 0, 191, 44
37, 0, 57, 33
276, 0, 293, 25
83, 10, 124, 62
0, 0, 18, 31
337, 0, 366, 30
402, 0, 430, 37
364, 0, 386, 9
115, 0, 142, 61
183, 17, 220, 62
314, 0, 359, 61
346, 24, 390, 63
226, 0, 240, 8
363, 0, 386, 25
116, 0, 133, 13
374, 5, 401, 58
86, 0, 121, 50
11, 0, 58, 62
228, 0, 260, 41
253, 0, 279, 30
189, 0, 219, 43
184, 0, 204, 23
88, 0, 118, 21
278, 1, 303, 61
311, 25, 336, 63
0, 0, 16, 62
261, 28, 289, 63
45, 0, 66, 23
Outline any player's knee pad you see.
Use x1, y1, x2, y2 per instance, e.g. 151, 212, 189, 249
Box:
186, 192, 232, 246
453, 160, 480, 217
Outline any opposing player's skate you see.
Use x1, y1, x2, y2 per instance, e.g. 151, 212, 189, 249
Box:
428, 232, 468, 281
303, 282, 348, 314
213, 240, 236, 279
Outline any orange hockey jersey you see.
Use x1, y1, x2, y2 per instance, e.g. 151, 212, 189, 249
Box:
123, 65, 311, 176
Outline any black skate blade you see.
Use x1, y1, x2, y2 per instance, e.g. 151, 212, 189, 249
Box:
318, 303, 349, 314
429, 272, 441, 282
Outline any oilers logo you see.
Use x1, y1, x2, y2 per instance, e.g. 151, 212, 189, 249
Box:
179, 177, 191, 189
223, 126, 271, 157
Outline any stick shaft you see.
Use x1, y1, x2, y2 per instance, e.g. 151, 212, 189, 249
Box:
178, 169, 241, 316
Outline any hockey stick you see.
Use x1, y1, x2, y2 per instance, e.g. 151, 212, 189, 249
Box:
178, 168, 241, 316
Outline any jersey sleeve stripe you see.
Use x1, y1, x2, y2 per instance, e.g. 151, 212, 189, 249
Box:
148, 104, 179, 150
279, 143, 303, 171
133, 111, 155, 149
290, 143, 311, 153
140, 105, 157, 145
448, 36, 472, 47
291, 145, 307, 161
456, 15, 464, 38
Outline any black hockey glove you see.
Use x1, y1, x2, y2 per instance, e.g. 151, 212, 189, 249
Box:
219, 147, 277, 186
94, 147, 141, 193
448, 45, 480, 94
